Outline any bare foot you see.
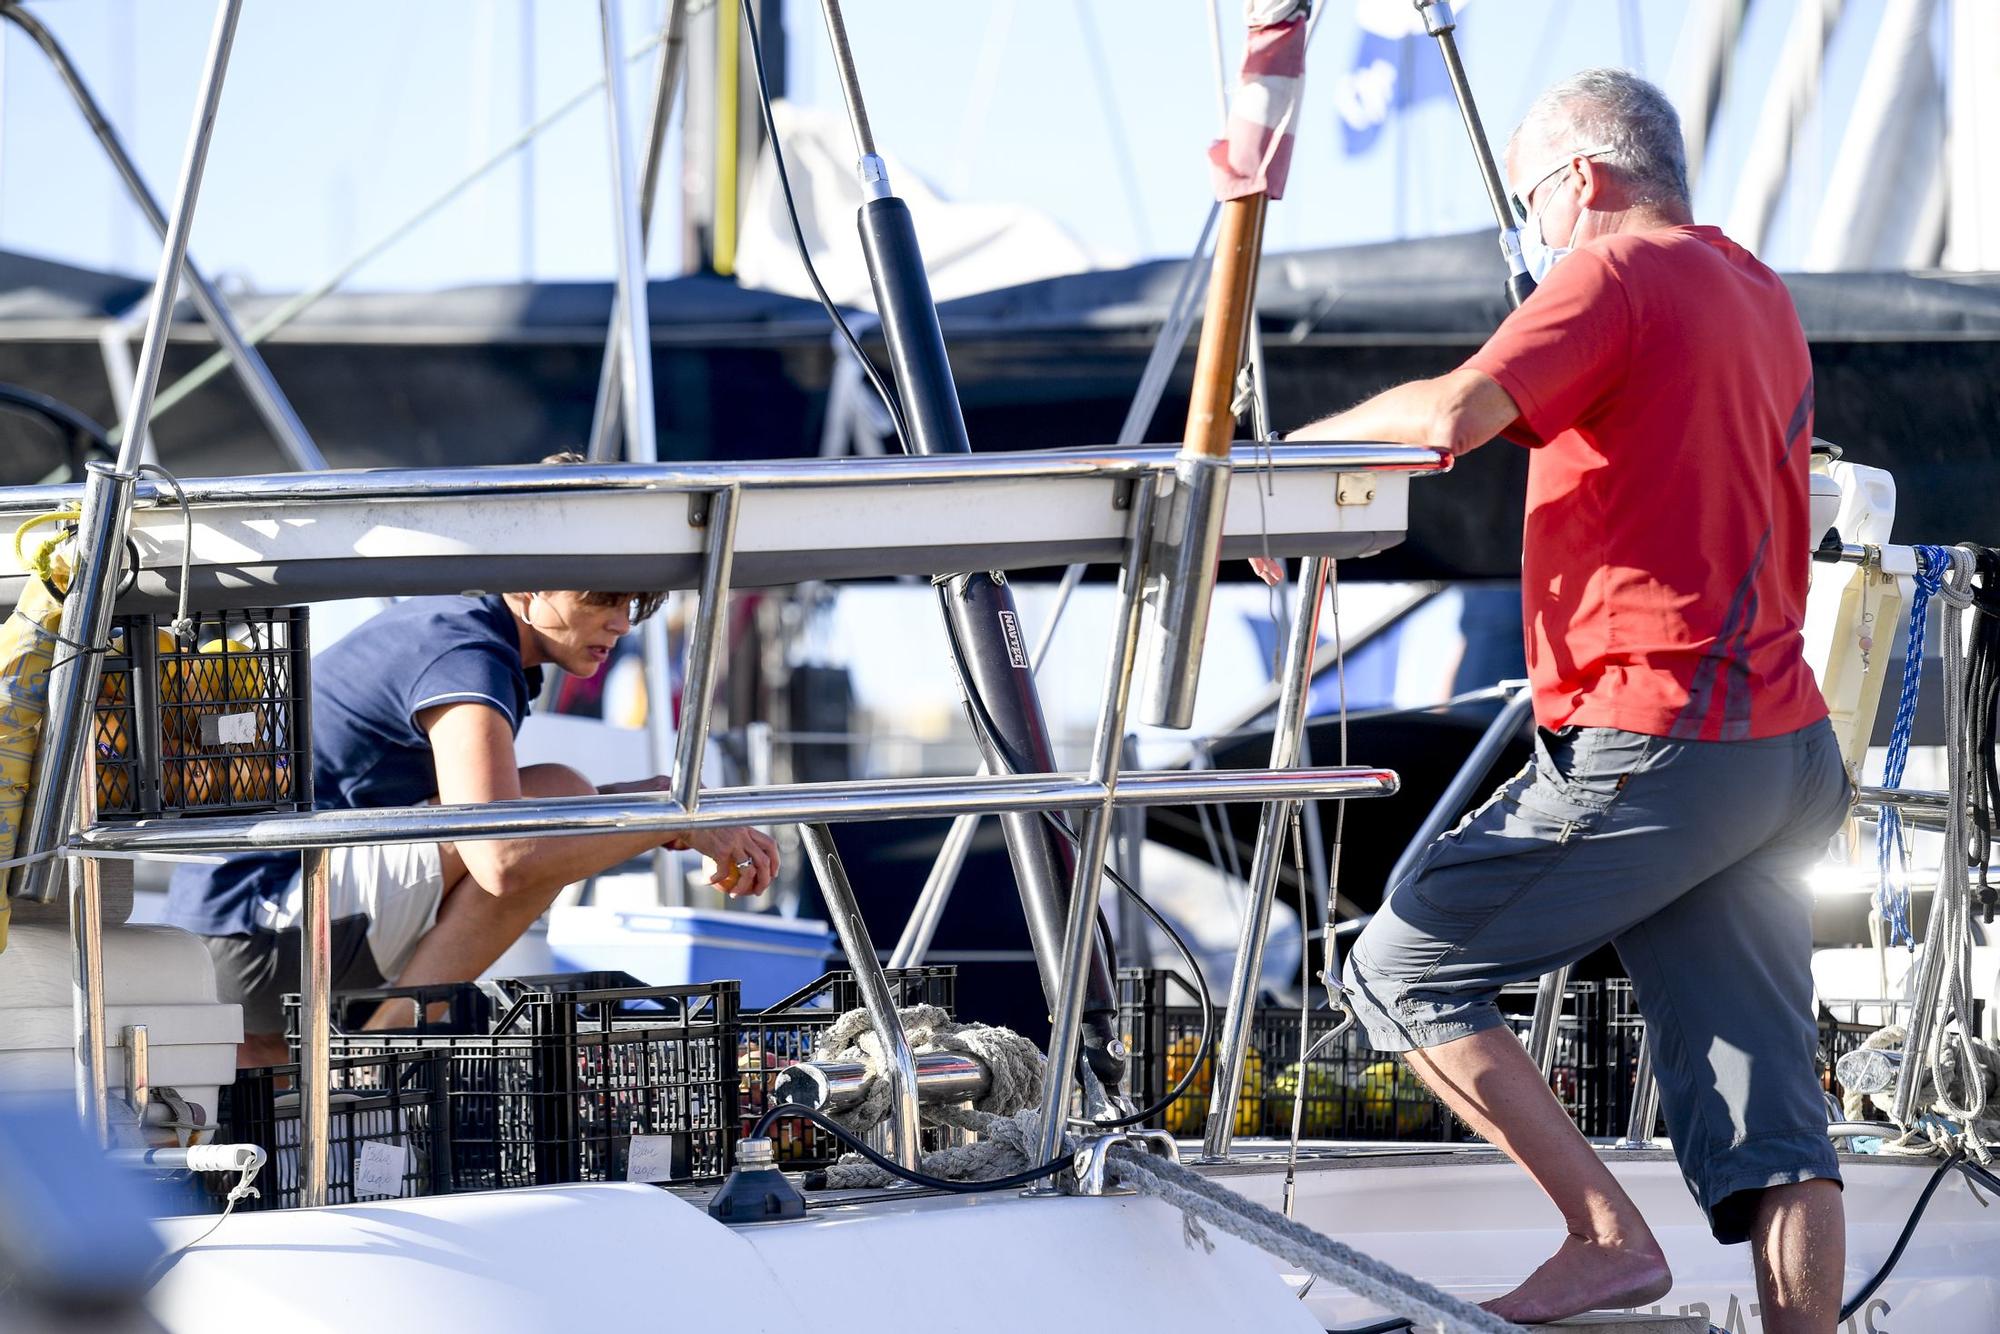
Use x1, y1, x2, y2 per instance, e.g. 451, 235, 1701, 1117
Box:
1481, 1232, 1673, 1325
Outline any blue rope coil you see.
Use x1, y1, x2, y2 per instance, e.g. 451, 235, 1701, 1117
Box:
1877, 546, 1952, 946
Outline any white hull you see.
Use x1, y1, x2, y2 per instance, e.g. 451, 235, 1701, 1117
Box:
149, 1145, 1996, 1333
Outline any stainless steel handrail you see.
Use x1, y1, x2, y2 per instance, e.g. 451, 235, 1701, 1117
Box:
0, 442, 1449, 516
74, 767, 1400, 857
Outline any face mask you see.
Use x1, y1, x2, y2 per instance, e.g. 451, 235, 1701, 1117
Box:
1522, 168, 1587, 282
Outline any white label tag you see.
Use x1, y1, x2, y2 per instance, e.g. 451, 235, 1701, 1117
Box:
625, 1134, 681, 1184
354, 1140, 408, 1198
199, 711, 259, 746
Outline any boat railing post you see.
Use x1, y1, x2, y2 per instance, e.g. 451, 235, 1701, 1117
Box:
1524, 964, 1573, 1079
586, 0, 686, 462
299, 848, 332, 1208
1383, 683, 1531, 894
1618, 1028, 1662, 1150
672, 487, 741, 812
0, 3, 325, 473
1032, 480, 1159, 1171
69, 756, 108, 1146
800, 823, 921, 1169
1200, 556, 1331, 1160
10, 0, 243, 907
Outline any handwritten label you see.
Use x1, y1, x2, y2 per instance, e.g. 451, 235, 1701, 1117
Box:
199, 711, 259, 746
354, 1140, 408, 1198
625, 1134, 682, 1183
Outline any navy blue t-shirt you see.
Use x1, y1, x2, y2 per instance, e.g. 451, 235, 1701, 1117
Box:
165, 596, 540, 935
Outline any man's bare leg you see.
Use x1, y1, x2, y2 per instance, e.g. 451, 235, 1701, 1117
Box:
1403, 1027, 1672, 1322
1748, 1179, 1843, 1333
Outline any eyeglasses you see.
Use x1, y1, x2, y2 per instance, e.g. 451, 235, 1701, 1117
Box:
1508, 147, 1612, 225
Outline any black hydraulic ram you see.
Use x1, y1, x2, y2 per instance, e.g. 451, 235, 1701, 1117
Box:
1414, 0, 1537, 310
807, 0, 1130, 1098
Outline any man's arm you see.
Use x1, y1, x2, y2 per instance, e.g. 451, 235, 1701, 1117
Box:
1288, 366, 1522, 457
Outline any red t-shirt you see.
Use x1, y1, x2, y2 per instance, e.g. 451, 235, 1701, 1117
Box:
1464, 224, 1827, 740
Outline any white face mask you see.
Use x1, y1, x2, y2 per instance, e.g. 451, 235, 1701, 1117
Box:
1522, 169, 1587, 282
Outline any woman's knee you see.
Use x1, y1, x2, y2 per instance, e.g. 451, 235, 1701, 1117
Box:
519, 763, 594, 798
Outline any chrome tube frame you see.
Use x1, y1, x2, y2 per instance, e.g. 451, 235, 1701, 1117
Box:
0, 3, 325, 473
1618, 1030, 1662, 1149
673, 488, 740, 810
0, 442, 1447, 517
13, 0, 241, 905
75, 766, 1401, 859
1524, 964, 1572, 1079
1383, 683, 1532, 893
775, 1050, 990, 1114
800, 824, 921, 1169
587, 0, 686, 463
14, 465, 135, 905
299, 849, 332, 1208
1138, 453, 1232, 729
1033, 480, 1159, 1168
594, 0, 662, 471
68, 855, 108, 1145
1200, 555, 1330, 1160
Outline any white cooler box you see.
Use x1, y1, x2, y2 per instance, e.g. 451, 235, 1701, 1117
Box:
0, 921, 243, 1145
547, 905, 835, 1007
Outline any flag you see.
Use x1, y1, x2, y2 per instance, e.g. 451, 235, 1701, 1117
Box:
1209, 6, 1310, 201
1332, 0, 1475, 156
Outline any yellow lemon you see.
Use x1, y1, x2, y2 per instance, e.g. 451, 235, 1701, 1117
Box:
1357, 1059, 1433, 1136
1162, 1031, 1265, 1137
198, 637, 267, 702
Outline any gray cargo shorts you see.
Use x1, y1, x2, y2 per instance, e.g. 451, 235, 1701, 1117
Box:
1344, 717, 1851, 1244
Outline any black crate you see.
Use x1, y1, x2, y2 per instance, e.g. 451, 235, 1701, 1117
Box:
1118, 969, 1616, 1142
297, 977, 740, 1190
741, 967, 957, 1168
218, 1049, 448, 1211
93, 607, 311, 818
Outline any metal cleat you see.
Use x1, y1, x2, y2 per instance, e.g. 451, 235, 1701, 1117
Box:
1065, 1130, 1179, 1197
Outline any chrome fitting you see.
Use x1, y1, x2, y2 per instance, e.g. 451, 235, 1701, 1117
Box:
858, 153, 892, 200
1066, 1130, 1181, 1197
1137, 453, 1233, 729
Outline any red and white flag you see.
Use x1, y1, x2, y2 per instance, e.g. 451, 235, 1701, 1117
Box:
1208, 2, 1310, 202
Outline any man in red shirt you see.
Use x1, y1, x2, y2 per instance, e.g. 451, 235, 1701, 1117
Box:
1264, 70, 1847, 1328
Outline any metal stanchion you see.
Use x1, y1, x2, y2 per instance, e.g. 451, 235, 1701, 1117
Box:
299, 848, 332, 1207
672, 488, 741, 811
1618, 1030, 1662, 1149
801, 824, 921, 1169
11, 0, 243, 906
1524, 964, 1573, 1079
1032, 481, 1159, 1169
1201, 557, 1331, 1160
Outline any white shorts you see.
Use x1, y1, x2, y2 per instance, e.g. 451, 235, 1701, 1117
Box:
264, 841, 446, 982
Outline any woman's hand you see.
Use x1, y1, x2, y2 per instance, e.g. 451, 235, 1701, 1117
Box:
680, 826, 781, 897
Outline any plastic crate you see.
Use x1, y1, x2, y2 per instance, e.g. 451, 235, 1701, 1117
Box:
93, 607, 311, 818
295, 977, 739, 1190
741, 967, 957, 1168
218, 1049, 448, 1211
1118, 969, 1614, 1142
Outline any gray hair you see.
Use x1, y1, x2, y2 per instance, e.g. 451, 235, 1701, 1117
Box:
1509, 68, 1689, 206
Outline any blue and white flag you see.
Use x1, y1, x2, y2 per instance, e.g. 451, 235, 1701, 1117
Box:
1332, 0, 1476, 156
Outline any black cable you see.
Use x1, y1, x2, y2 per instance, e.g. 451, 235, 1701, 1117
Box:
750, 1103, 1070, 1193
931, 586, 1217, 1130
1840, 1148, 1961, 1322
738, 0, 912, 453
1326, 1320, 1412, 1334
744, 0, 1217, 1141
1965, 548, 1998, 923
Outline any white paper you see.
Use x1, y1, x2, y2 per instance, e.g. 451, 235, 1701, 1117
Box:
625, 1134, 680, 1184
199, 711, 259, 746
354, 1140, 409, 1198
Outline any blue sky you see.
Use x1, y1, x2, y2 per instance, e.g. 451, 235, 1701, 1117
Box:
0, 1, 1917, 294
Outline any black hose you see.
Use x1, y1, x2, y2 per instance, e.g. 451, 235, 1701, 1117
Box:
745, 0, 1219, 1142
1840, 1148, 1962, 1322
738, 0, 912, 453
750, 1103, 1070, 1193
934, 588, 1220, 1129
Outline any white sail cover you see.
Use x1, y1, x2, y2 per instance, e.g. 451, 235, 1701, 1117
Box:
732, 101, 1121, 308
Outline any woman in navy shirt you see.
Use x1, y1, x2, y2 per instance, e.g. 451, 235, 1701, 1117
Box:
168, 587, 778, 1065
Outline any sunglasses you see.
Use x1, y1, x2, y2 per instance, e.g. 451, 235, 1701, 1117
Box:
1508, 147, 1612, 225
